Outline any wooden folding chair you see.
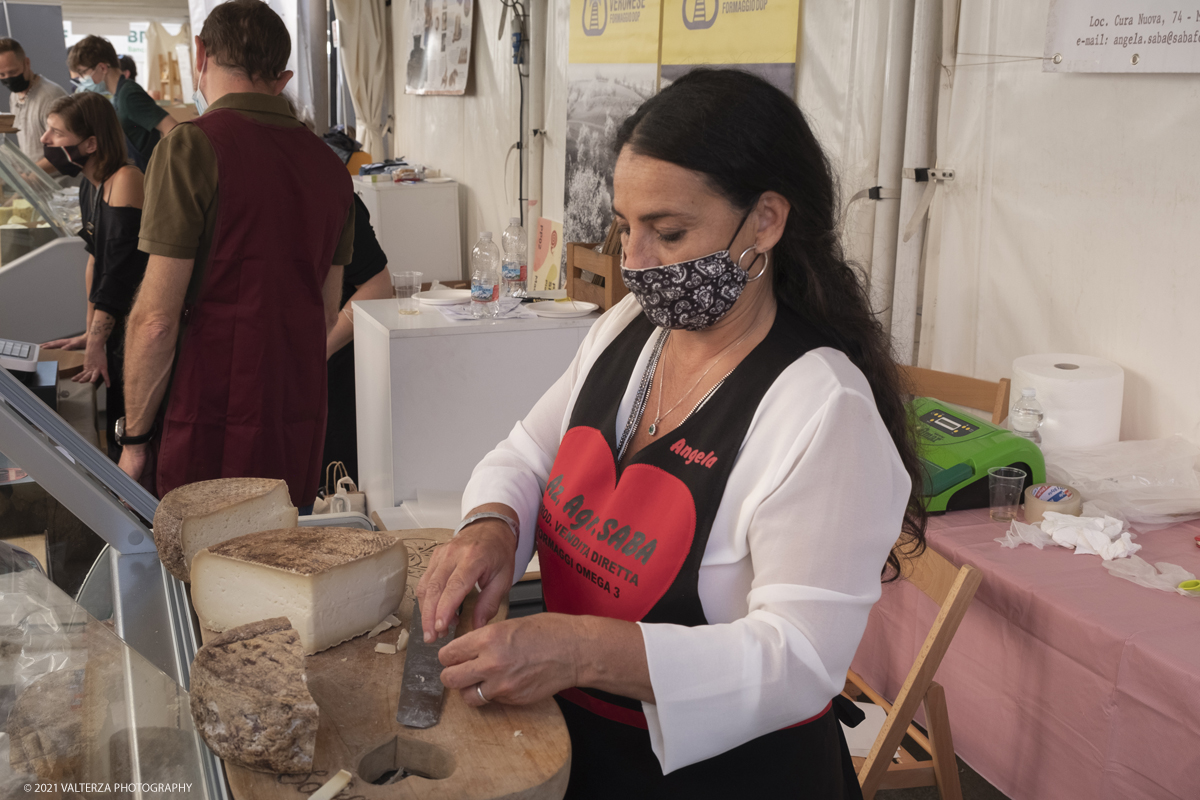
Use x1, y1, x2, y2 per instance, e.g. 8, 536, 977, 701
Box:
900, 365, 1011, 425
844, 545, 983, 800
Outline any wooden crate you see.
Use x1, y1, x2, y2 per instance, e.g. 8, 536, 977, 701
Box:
566, 242, 627, 311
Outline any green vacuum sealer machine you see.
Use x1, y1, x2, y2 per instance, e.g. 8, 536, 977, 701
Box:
911, 396, 1045, 513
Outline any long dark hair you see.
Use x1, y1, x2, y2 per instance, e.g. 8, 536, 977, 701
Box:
615, 68, 926, 579
48, 92, 129, 185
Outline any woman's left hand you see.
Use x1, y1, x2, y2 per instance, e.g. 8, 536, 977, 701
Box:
42, 334, 88, 351
73, 339, 110, 386
439, 613, 585, 708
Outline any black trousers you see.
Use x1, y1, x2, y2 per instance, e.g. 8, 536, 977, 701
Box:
322, 341, 359, 485
557, 696, 863, 800
105, 316, 127, 463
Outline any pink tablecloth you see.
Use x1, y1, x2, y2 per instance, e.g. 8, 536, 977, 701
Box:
850, 509, 1200, 800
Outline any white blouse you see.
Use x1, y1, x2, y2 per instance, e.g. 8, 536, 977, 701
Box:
461, 295, 910, 774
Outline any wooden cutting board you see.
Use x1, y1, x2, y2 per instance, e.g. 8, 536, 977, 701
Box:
203, 528, 571, 800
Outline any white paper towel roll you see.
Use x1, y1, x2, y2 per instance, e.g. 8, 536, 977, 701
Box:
1011, 354, 1124, 451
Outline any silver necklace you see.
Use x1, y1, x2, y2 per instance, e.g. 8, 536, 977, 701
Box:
616, 330, 669, 462
647, 326, 756, 436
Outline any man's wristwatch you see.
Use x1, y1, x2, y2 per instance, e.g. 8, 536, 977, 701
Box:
114, 416, 155, 447
453, 511, 520, 539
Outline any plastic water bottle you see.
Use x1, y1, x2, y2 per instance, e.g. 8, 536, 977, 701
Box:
1010, 387, 1044, 444
501, 217, 528, 297
470, 232, 501, 319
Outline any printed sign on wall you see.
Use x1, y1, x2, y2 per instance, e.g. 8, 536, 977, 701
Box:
405, 0, 474, 95
660, 0, 800, 93
1045, 0, 1200, 72
565, 0, 662, 253
532, 218, 565, 293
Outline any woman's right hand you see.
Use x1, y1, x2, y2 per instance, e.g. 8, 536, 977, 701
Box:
73, 337, 110, 386
417, 513, 518, 642
41, 335, 88, 351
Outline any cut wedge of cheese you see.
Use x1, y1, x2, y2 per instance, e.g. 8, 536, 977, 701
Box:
153, 478, 298, 583
191, 527, 407, 654
189, 618, 318, 774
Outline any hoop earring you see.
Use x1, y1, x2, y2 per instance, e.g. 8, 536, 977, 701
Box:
737, 246, 760, 270
739, 248, 769, 282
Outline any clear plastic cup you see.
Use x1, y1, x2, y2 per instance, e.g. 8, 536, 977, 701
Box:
988, 466, 1027, 522
393, 271, 423, 315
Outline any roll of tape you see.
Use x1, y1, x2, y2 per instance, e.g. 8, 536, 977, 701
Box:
1179, 580, 1200, 597
1023, 483, 1083, 523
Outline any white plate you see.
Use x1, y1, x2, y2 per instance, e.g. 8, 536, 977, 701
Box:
415, 289, 471, 305
526, 300, 599, 318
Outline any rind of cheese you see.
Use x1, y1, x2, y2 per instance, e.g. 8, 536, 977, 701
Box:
189, 618, 318, 774
153, 478, 298, 583
191, 527, 407, 654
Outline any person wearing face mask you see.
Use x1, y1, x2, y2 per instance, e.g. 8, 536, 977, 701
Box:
67, 35, 176, 166
417, 69, 928, 799
118, 0, 353, 509
0, 38, 70, 176
38, 93, 148, 463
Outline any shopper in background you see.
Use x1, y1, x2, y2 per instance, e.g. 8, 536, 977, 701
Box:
39, 93, 149, 463
67, 35, 176, 164
286, 96, 391, 486
0, 38, 69, 174
119, 55, 137, 82
323, 193, 391, 485
119, 0, 354, 509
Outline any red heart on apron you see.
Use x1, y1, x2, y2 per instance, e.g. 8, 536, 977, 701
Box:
536, 426, 696, 622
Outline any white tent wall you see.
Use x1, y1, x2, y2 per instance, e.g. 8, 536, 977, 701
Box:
391, 0, 566, 274
541, 0, 568, 225
917, 0, 1200, 442
796, 1, 891, 280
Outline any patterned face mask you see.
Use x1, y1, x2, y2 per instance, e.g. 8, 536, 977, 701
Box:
620, 207, 764, 331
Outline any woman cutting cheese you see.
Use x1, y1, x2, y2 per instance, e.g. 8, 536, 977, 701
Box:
418, 69, 924, 798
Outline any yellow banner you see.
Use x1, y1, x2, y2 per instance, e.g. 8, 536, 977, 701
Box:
661, 0, 799, 65
569, 0, 663, 64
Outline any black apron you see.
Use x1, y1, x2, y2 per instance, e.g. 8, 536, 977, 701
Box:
535, 306, 864, 799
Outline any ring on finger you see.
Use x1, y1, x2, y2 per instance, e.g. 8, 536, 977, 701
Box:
476, 684, 488, 704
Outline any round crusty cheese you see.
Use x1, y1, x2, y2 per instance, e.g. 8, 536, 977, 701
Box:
189, 617, 318, 774
153, 478, 298, 583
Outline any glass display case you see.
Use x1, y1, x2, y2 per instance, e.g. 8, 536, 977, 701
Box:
0, 137, 87, 344
0, 138, 78, 266
0, 367, 379, 798
0, 367, 229, 799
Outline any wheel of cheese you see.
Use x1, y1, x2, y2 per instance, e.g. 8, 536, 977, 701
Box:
153, 478, 298, 583
191, 527, 408, 654
189, 617, 318, 774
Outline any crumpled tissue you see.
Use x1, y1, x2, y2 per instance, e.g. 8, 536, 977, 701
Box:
439, 297, 536, 321
1102, 556, 1197, 595
995, 511, 1141, 560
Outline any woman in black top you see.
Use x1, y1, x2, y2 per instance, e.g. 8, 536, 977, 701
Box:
40, 92, 149, 462
323, 193, 392, 484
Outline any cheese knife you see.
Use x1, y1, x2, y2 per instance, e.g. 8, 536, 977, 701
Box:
396, 599, 457, 728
